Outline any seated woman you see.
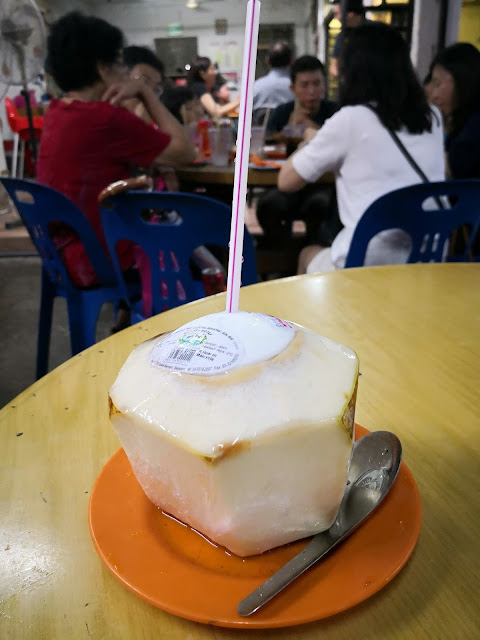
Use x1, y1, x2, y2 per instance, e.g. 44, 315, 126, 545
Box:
161, 85, 204, 125
430, 43, 480, 179
187, 56, 240, 120
278, 22, 445, 274
212, 66, 231, 105
36, 12, 196, 291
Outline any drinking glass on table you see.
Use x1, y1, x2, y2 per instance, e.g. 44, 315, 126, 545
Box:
284, 123, 306, 157
208, 125, 233, 167
186, 122, 203, 155
250, 126, 265, 157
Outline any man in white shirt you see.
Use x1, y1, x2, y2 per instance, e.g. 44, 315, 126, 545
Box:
253, 42, 294, 112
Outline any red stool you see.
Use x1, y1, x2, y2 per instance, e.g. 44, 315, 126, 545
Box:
4, 97, 43, 177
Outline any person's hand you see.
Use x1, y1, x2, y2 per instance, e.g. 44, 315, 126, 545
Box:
291, 107, 319, 131
158, 166, 180, 192
303, 117, 320, 131
303, 127, 318, 143
102, 78, 150, 106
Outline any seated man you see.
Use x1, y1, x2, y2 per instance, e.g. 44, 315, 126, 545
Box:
123, 45, 165, 122
252, 41, 294, 121
123, 45, 180, 192
265, 55, 337, 140
257, 56, 339, 248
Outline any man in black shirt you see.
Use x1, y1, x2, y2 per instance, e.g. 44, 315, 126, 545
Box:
257, 56, 340, 256
265, 55, 337, 139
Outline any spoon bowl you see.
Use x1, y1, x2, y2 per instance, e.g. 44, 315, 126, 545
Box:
238, 430, 402, 617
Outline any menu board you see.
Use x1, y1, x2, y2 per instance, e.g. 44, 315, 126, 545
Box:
154, 37, 198, 75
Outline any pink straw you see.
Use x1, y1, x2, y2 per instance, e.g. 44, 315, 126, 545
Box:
226, 0, 261, 313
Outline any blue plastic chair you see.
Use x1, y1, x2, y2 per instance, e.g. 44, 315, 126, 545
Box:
0, 177, 140, 379
344, 180, 480, 268
100, 191, 258, 319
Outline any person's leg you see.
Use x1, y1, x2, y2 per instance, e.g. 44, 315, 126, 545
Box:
298, 184, 342, 247
256, 188, 300, 246
297, 244, 323, 274
111, 266, 141, 333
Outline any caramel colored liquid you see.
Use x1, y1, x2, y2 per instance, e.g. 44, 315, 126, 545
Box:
148, 506, 309, 579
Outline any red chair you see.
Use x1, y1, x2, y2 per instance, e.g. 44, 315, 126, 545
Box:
4, 97, 43, 178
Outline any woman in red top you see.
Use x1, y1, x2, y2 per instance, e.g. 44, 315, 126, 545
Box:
37, 12, 196, 289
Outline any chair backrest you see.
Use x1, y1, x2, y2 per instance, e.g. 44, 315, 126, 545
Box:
344, 180, 480, 268
4, 97, 43, 133
252, 108, 269, 127
4, 97, 18, 129
100, 191, 258, 316
0, 177, 119, 290
252, 106, 275, 128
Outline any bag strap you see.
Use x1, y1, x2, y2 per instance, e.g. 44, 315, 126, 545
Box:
364, 104, 445, 209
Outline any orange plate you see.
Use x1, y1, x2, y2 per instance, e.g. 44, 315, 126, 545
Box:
89, 425, 422, 628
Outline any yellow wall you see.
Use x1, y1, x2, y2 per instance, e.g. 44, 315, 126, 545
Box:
458, 3, 480, 48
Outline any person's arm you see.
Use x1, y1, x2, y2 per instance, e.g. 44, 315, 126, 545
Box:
200, 91, 240, 119
290, 105, 322, 131
279, 108, 348, 192
265, 104, 289, 142
139, 85, 197, 165
103, 79, 197, 166
278, 155, 308, 192
329, 57, 339, 79
446, 113, 480, 179
329, 32, 341, 79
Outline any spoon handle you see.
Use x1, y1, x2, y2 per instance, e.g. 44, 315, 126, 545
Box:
237, 531, 342, 617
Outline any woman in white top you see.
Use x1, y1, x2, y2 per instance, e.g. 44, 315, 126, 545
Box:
278, 22, 445, 273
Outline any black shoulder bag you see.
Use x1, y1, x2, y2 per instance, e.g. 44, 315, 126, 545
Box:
364, 105, 476, 260
364, 104, 445, 209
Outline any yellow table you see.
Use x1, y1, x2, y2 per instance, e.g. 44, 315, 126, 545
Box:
1, 263, 479, 639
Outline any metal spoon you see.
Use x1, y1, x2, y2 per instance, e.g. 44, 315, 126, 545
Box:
237, 430, 402, 617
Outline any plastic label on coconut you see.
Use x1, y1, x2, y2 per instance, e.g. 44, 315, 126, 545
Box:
252, 313, 295, 331
149, 325, 243, 375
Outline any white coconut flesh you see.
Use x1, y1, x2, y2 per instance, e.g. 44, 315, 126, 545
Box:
109, 311, 358, 556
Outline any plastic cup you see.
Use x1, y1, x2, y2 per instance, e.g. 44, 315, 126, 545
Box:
250, 126, 264, 156
186, 122, 203, 154
208, 127, 233, 167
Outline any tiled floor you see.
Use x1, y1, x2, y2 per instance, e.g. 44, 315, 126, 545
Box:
0, 255, 115, 407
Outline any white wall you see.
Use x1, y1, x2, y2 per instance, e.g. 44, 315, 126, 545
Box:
86, 0, 312, 77
445, 0, 462, 46
0, 0, 464, 152
411, 0, 461, 81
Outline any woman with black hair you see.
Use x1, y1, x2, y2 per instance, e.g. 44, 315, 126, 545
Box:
37, 12, 196, 290
278, 21, 445, 273
161, 86, 204, 125
430, 43, 480, 179
187, 56, 240, 119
